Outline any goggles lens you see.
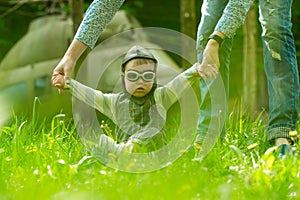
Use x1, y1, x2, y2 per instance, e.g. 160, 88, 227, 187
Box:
125, 70, 155, 82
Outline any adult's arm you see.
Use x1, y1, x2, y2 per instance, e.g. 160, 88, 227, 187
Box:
52, 0, 125, 89
200, 0, 254, 72
52, 39, 87, 89
216, 0, 254, 38
75, 0, 125, 49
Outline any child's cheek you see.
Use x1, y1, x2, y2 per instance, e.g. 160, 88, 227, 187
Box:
125, 82, 134, 94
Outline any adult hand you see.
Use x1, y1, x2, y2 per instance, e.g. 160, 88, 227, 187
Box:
197, 39, 221, 79
195, 62, 218, 79
51, 72, 65, 90
51, 39, 88, 93
51, 57, 75, 93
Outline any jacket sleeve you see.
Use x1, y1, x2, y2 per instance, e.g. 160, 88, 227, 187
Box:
67, 79, 117, 119
155, 65, 199, 110
75, 0, 125, 49
216, 0, 254, 38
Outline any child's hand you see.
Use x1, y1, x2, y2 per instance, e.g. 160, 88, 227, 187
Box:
194, 62, 218, 79
51, 72, 68, 93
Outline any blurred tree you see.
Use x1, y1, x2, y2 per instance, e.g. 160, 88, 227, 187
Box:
68, 0, 83, 34
180, 0, 196, 39
243, 2, 258, 115
180, 0, 196, 69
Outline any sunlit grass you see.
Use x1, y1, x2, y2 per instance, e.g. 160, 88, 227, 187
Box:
0, 107, 300, 200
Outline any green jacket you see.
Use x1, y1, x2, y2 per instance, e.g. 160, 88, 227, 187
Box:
68, 66, 199, 147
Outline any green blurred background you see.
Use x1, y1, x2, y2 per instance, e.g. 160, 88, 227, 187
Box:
1, 0, 300, 120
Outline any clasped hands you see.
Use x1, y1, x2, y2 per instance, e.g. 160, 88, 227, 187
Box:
51, 58, 74, 93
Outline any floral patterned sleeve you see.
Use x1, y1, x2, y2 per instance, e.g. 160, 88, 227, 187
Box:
216, 0, 254, 38
75, 0, 125, 49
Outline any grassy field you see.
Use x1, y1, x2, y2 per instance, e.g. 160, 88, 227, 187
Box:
1, 107, 300, 200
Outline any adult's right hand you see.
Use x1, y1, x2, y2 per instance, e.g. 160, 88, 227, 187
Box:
51, 39, 88, 93
51, 57, 76, 93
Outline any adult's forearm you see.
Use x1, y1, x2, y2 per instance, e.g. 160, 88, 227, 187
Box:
52, 39, 88, 87
64, 39, 88, 63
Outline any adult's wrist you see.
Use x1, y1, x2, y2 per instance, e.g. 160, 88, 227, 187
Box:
64, 39, 88, 61
207, 38, 220, 48
208, 34, 224, 46
63, 54, 77, 64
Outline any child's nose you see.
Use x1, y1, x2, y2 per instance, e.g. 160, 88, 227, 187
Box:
136, 77, 144, 83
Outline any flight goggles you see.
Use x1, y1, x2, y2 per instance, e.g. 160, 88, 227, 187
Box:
125, 70, 156, 82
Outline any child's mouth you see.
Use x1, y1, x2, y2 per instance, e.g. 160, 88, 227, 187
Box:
136, 87, 144, 92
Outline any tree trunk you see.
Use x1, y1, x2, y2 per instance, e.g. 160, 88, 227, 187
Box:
243, 2, 258, 114
180, 0, 196, 69
68, 0, 84, 35
68, 0, 86, 78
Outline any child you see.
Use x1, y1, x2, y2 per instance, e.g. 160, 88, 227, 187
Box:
52, 45, 217, 154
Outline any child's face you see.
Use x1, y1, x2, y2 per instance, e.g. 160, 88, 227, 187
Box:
123, 59, 156, 97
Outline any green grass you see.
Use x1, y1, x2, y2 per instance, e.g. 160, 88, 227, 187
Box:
1, 108, 300, 200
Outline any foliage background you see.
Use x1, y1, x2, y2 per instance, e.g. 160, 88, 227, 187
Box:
1, 0, 300, 60
0, 0, 300, 109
